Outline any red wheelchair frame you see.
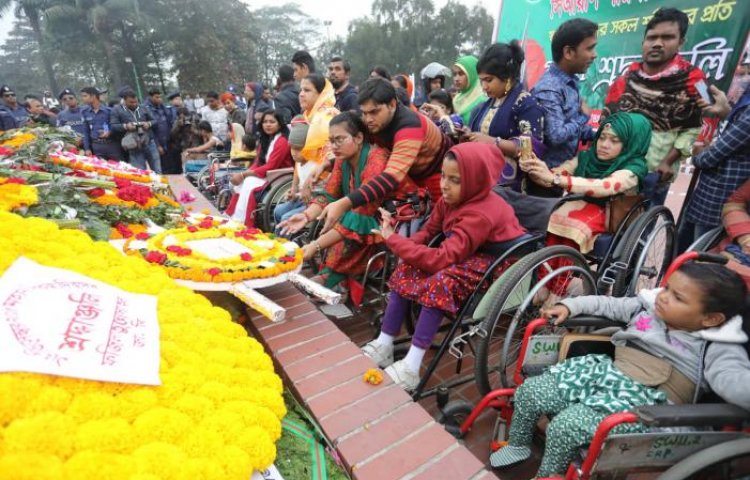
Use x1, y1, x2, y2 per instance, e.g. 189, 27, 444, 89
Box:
450, 251, 749, 480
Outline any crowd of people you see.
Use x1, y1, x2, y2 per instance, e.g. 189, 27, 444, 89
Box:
2, 6, 750, 478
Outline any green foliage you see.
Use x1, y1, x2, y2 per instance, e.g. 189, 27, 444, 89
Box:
0, 0, 493, 99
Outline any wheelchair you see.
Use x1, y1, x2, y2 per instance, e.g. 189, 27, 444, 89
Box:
469, 189, 676, 394
438, 250, 750, 480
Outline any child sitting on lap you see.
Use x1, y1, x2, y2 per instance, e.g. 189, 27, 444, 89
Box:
491, 262, 750, 478
364, 143, 527, 391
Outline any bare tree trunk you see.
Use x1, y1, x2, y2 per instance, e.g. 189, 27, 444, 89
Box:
97, 31, 124, 89
23, 5, 59, 94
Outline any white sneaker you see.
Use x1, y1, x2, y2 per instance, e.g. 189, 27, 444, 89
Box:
384, 359, 420, 391
362, 340, 394, 368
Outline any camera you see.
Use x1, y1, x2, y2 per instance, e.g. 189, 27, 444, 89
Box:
132, 121, 145, 134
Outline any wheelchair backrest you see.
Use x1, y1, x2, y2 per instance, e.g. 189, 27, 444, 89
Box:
493, 186, 558, 233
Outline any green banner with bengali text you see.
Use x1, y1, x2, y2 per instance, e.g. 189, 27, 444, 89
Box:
496, 0, 750, 109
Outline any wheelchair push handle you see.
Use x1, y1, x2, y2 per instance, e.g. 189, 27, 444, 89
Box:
555, 315, 623, 329
661, 251, 729, 287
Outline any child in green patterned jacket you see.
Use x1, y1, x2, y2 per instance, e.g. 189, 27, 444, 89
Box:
491, 262, 750, 477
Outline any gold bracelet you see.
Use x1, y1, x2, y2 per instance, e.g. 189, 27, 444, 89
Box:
313, 240, 322, 254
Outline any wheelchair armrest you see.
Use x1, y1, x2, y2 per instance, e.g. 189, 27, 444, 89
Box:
559, 315, 623, 329
427, 232, 446, 248
478, 232, 545, 257
634, 403, 750, 428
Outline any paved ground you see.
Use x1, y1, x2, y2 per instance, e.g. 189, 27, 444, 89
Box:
330, 170, 693, 479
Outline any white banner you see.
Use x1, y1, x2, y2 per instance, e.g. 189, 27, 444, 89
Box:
0, 257, 160, 385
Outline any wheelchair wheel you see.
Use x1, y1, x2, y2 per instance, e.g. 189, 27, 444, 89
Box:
259, 176, 293, 232
437, 400, 474, 439
474, 246, 596, 395
215, 187, 233, 212
686, 225, 725, 253
658, 437, 750, 480
611, 206, 675, 297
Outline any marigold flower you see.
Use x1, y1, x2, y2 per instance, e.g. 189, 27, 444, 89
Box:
363, 369, 384, 385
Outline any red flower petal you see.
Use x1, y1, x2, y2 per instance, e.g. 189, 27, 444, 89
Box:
135, 232, 150, 240
240, 252, 253, 261
207, 268, 222, 276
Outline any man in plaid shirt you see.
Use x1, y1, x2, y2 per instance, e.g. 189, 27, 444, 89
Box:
679, 86, 750, 252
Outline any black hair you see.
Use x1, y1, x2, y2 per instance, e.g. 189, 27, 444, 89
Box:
477, 41, 525, 81
551, 18, 599, 63
393, 74, 409, 90
329, 56, 351, 73
329, 110, 367, 137
24, 94, 40, 101
256, 109, 289, 166
242, 133, 256, 152
646, 8, 689, 40
205, 91, 219, 100
121, 90, 137, 100
278, 64, 295, 83
176, 107, 189, 116
358, 78, 397, 105
395, 87, 411, 107
292, 50, 316, 73
148, 88, 161, 96
304, 73, 326, 94
198, 120, 212, 132
428, 89, 454, 114
370, 65, 392, 80
676, 262, 748, 320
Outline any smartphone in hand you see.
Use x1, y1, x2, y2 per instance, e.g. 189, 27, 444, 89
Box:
695, 80, 713, 104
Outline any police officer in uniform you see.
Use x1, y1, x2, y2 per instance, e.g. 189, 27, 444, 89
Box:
0, 85, 29, 127
56, 88, 86, 146
80, 86, 124, 161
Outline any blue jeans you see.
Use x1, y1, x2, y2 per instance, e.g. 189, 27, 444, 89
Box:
677, 220, 718, 254
127, 140, 162, 173
642, 172, 670, 208
273, 199, 305, 237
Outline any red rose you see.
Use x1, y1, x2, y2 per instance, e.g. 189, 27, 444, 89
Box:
240, 252, 253, 262
144, 251, 167, 264
5, 177, 26, 185
114, 177, 132, 189
187, 226, 198, 233
199, 220, 213, 229
88, 187, 105, 198
115, 223, 133, 238
135, 232, 150, 240
280, 256, 295, 263
207, 267, 222, 277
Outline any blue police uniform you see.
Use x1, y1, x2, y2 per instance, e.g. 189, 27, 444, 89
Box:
0, 105, 16, 131
82, 104, 124, 162
57, 107, 86, 137
142, 98, 171, 151
8, 104, 28, 128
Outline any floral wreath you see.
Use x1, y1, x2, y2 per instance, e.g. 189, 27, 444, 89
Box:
124, 221, 302, 283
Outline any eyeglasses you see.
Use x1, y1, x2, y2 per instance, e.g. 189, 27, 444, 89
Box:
3, 93, 15, 98
62, 96, 75, 101
329, 135, 352, 147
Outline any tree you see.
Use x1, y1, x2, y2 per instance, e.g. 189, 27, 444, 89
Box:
0, 0, 61, 94
249, 4, 321, 86
0, 16, 47, 96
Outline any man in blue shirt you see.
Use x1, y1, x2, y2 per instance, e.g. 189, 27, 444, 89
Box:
142, 88, 171, 159
80, 86, 124, 162
1, 85, 30, 128
532, 19, 598, 182
56, 88, 86, 146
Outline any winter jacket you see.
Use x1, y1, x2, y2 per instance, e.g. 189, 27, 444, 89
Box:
274, 82, 301, 126
560, 289, 750, 409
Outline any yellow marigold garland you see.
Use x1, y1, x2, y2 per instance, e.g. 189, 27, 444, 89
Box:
0, 211, 285, 480
0, 132, 37, 149
0, 179, 38, 212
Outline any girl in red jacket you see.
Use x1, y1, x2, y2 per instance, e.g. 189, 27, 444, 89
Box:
366, 143, 527, 391
226, 109, 294, 226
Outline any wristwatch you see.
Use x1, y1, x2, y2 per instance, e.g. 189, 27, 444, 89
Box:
552, 173, 562, 187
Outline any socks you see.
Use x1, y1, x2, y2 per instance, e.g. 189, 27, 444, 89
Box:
376, 332, 395, 347
403, 345, 426, 373
489, 445, 531, 468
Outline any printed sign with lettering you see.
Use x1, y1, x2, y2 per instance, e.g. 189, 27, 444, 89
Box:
496, 0, 750, 109
0, 257, 160, 385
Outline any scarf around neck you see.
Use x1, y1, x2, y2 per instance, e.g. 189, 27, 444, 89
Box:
452, 56, 486, 124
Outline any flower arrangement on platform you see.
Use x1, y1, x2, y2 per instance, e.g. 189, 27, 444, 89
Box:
0, 177, 38, 212
0, 131, 37, 151
123, 223, 303, 283
48, 150, 166, 185
0, 211, 285, 480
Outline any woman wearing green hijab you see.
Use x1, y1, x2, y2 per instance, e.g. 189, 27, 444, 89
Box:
452, 55, 486, 124
524, 112, 652, 253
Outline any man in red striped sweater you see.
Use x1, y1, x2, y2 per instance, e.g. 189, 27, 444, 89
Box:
319, 78, 452, 231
